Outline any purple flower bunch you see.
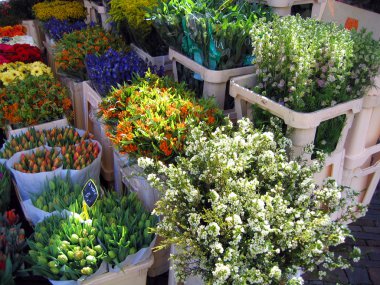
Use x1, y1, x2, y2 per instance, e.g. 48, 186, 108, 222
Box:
43, 18, 87, 41
85, 48, 164, 96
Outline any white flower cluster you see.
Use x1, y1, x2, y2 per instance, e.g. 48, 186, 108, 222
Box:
140, 118, 363, 284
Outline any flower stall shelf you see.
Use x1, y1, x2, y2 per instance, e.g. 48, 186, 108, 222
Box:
43, 35, 57, 75
230, 73, 362, 184
83, 0, 111, 31
169, 48, 254, 110
131, 43, 171, 72
60, 76, 86, 130
5, 117, 68, 140
83, 81, 114, 182
22, 20, 44, 49
250, 0, 327, 18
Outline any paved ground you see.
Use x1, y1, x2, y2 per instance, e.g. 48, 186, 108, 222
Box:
304, 185, 380, 285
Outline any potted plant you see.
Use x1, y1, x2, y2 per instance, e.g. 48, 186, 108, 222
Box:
0, 210, 27, 285
0, 75, 72, 137
230, 15, 380, 186
149, 0, 272, 109
139, 117, 364, 284
0, 164, 11, 212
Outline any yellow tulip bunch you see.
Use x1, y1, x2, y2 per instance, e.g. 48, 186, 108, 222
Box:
33, 1, 86, 21
0, 62, 53, 86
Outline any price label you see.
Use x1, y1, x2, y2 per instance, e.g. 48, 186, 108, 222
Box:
82, 179, 98, 208
345, 17, 359, 31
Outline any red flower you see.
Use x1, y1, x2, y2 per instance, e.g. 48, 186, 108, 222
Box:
5, 209, 18, 226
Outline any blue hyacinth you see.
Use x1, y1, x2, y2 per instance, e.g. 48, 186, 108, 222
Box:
43, 18, 88, 41
85, 49, 164, 97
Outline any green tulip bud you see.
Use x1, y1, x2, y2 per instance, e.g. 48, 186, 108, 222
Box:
87, 248, 97, 257
86, 255, 97, 265
80, 259, 86, 267
70, 234, 79, 244
37, 256, 48, 265
74, 250, 84, 261
48, 261, 58, 268
58, 254, 68, 264
94, 245, 103, 255
67, 251, 75, 260
50, 267, 60, 274
81, 267, 93, 275
108, 250, 117, 259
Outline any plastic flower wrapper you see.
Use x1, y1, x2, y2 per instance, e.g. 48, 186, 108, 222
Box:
139, 117, 365, 284
85, 48, 164, 97
98, 72, 223, 163
43, 18, 87, 42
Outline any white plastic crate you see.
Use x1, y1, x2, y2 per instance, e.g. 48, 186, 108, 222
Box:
83, 0, 111, 31
60, 77, 85, 130
43, 34, 57, 75
6, 117, 68, 139
131, 44, 172, 72
249, 0, 327, 18
22, 20, 44, 49
169, 48, 255, 110
83, 81, 114, 182
321, 1, 380, 39
229, 74, 363, 184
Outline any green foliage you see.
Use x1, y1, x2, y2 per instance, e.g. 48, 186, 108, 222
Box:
149, 0, 272, 69
0, 164, 11, 212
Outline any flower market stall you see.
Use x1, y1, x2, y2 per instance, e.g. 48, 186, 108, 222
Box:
0, 0, 380, 284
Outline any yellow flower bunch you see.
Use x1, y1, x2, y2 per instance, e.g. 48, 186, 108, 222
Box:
0, 62, 53, 86
33, 1, 86, 21
109, 0, 158, 36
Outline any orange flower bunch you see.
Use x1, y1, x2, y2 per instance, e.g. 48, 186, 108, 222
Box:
54, 26, 127, 80
0, 75, 72, 129
98, 72, 222, 162
0, 25, 25, 37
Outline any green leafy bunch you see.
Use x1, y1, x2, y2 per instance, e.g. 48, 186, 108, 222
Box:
139, 118, 364, 284
149, 0, 272, 69
0, 164, 11, 212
